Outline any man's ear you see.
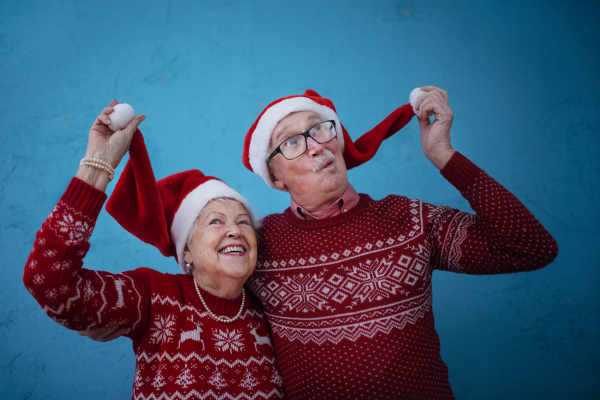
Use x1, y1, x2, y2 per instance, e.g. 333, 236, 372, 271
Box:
269, 172, 286, 191
268, 163, 287, 191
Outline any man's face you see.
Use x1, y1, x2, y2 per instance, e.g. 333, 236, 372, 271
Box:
268, 111, 348, 205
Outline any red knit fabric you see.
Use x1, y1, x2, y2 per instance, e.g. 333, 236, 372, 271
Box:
23, 178, 285, 400
247, 152, 558, 399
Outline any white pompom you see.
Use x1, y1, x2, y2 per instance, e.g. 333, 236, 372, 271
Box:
409, 88, 425, 114
108, 103, 135, 131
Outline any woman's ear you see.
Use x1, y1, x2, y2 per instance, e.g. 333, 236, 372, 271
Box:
183, 245, 193, 265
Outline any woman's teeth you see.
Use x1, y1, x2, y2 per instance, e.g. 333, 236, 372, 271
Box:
219, 246, 246, 254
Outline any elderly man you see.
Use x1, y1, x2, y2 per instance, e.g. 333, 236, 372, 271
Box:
239, 86, 558, 399
83, 87, 558, 399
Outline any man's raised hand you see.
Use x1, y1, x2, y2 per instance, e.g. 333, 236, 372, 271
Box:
413, 86, 455, 169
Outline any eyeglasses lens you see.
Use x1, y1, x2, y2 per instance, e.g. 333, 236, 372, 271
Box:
280, 122, 336, 159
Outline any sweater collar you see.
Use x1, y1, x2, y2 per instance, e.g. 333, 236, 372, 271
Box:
283, 193, 372, 229
290, 184, 360, 220
180, 275, 244, 316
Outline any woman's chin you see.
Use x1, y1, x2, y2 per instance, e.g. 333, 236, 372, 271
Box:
217, 257, 255, 279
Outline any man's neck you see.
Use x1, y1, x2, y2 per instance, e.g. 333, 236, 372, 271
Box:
291, 183, 360, 220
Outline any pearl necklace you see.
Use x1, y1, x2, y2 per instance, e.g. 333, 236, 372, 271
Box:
194, 282, 245, 324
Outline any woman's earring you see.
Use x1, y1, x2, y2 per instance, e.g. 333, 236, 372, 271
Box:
186, 262, 193, 273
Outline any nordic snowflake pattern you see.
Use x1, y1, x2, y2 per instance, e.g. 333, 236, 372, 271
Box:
150, 315, 177, 344
212, 329, 245, 353
54, 210, 94, 241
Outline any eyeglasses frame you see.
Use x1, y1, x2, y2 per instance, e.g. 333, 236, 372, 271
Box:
265, 120, 337, 163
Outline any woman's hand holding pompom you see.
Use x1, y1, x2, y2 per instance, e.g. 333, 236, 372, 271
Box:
76, 99, 146, 191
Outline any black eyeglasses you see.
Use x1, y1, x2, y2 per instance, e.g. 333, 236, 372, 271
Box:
266, 120, 337, 162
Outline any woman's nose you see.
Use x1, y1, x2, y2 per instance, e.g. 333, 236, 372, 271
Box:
227, 224, 242, 238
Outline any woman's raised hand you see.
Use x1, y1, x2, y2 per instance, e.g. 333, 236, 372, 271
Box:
76, 99, 146, 191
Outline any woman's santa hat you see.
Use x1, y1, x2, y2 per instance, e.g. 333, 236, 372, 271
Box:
106, 130, 253, 274
242, 88, 425, 188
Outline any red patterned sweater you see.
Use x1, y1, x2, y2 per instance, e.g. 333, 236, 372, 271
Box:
247, 152, 558, 399
23, 178, 285, 400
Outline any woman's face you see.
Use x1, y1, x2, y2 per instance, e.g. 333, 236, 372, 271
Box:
184, 199, 257, 287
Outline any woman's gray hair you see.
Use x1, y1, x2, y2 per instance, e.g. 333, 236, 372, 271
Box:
184, 197, 261, 251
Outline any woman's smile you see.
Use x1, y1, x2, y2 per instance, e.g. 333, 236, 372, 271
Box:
218, 244, 247, 256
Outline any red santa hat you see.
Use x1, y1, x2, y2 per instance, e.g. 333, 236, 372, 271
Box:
106, 130, 253, 274
242, 88, 425, 188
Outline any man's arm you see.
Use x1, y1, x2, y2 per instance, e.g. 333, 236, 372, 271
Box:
426, 152, 558, 273
413, 86, 558, 272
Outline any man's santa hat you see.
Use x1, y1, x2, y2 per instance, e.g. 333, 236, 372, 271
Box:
242, 88, 425, 187
106, 130, 253, 274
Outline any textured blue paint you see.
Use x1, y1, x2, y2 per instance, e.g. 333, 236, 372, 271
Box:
1, 0, 599, 398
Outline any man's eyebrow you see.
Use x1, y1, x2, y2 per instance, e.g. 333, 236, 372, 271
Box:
273, 125, 292, 143
307, 114, 321, 122
274, 114, 322, 142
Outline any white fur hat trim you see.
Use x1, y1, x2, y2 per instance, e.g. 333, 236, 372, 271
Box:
409, 88, 426, 114
248, 97, 344, 188
171, 179, 252, 273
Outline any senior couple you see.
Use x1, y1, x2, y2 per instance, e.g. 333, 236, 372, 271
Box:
24, 87, 558, 399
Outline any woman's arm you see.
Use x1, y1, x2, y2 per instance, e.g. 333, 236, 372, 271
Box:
23, 101, 149, 336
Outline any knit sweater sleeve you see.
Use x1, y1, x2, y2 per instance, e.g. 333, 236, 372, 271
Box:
426, 152, 558, 274
23, 178, 151, 337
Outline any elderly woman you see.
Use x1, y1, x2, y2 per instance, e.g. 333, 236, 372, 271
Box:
23, 100, 284, 399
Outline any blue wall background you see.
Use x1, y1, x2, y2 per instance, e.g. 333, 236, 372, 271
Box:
1, 0, 598, 398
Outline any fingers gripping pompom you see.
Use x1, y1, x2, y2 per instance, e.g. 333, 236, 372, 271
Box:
108, 103, 135, 131
409, 88, 425, 114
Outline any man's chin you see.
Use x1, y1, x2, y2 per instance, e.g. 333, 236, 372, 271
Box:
319, 174, 347, 194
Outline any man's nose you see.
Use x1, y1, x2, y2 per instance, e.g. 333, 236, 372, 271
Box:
306, 136, 324, 157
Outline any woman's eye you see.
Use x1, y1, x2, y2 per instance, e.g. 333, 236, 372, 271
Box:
210, 219, 221, 225
239, 220, 250, 225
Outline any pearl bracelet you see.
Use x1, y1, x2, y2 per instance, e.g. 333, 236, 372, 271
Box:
80, 158, 115, 182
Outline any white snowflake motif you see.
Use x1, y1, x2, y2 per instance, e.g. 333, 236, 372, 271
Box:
43, 249, 57, 258
32, 274, 45, 285
37, 237, 46, 246
149, 315, 177, 344
280, 273, 330, 313
345, 256, 404, 303
28, 260, 37, 270
83, 280, 96, 302
56, 212, 93, 241
45, 289, 58, 299
212, 329, 244, 353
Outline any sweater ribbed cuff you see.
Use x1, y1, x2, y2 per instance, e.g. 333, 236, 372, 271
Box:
61, 177, 107, 220
439, 152, 482, 193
